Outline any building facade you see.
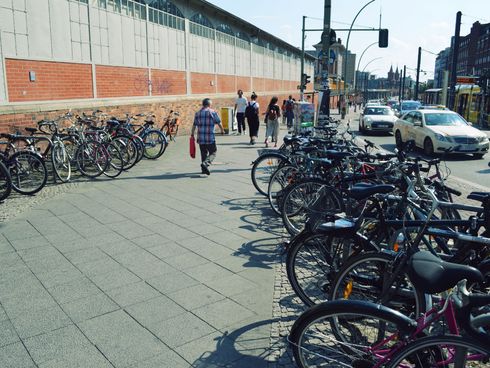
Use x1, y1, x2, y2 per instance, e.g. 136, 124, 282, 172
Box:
0, 0, 314, 132
434, 47, 450, 88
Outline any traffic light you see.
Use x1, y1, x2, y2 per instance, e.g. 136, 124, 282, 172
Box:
379, 29, 389, 48
304, 74, 311, 85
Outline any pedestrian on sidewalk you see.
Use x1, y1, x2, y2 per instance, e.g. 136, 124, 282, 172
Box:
285, 95, 295, 129
191, 98, 224, 175
264, 96, 281, 148
245, 92, 260, 145
234, 89, 247, 135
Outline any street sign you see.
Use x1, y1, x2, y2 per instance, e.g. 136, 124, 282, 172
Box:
457, 76, 477, 84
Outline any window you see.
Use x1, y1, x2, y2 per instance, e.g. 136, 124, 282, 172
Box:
148, 0, 184, 30
190, 13, 214, 29
236, 32, 250, 42
216, 24, 234, 36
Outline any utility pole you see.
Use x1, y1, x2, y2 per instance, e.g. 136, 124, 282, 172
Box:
449, 11, 462, 111
300, 15, 306, 101
398, 71, 403, 102
401, 65, 406, 100
415, 46, 421, 101
319, 0, 332, 116
441, 70, 449, 106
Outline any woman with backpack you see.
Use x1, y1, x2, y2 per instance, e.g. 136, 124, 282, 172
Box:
245, 92, 260, 145
264, 96, 281, 148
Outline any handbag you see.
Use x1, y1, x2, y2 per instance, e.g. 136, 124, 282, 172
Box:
189, 136, 196, 159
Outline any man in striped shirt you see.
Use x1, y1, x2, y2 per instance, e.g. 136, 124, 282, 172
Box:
191, 98, 224, 175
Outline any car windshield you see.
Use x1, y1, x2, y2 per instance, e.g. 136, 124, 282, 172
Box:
364, 108, 393, 116
424, 113, 468, 126
402, 102, 421, 110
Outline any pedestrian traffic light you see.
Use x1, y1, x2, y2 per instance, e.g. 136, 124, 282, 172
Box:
379, 29, 389, 48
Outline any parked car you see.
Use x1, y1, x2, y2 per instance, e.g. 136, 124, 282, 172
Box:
394, 110, 489, 158
359, 106, 397, 134
395, 100, 422, 116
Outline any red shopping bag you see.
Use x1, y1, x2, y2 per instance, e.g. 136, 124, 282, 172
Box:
189, 136, 196, 159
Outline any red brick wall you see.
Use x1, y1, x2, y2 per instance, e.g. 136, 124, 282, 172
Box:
5, 59, 93, 102
236, 76, 251, 92
252, 78, 265, 92
191, 72, 216, 94
96, 65, 149, 98
151, 69, 186, 96
0, 92, 303, 134
216, 75, 235, 94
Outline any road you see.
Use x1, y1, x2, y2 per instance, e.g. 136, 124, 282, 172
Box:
344, 111, 490, 189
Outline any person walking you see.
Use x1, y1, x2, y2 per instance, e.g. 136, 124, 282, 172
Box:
191, 98, 224, 175
285, 95, 295, 129
234, 89, 247, 135
264, 96, 281, 148
245, 92, 260, 145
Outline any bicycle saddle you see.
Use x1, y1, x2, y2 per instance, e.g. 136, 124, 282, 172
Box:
407, 251, 483, 294
348, 184, 395, 201
467, 191, 490, 204
283, 136, 301, 145
25, 127, 38, 134
316, 218, 356, 236
144, 120, 155, 125
324, 150, 352, 160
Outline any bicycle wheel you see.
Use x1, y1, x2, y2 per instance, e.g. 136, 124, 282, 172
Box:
142, 130, 167, 159
267, 164, 299, 216
289, 299, 415, 368
75, 141, 108, 178
281, 179, 343, 236
286, 232, 355, 307
8, 151, 48, 195
386, 335, 490, 367
51, 140, 71, 182
329, 252, 426, 318
0, 161, 12, 201
103, 142, 124, 178
113, 136, 139, 170
251, 152, 288, 196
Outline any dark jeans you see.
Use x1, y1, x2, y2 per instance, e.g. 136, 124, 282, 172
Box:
247, 117, 259, 138
199, 143, 217, 166
236, 113, 246, 133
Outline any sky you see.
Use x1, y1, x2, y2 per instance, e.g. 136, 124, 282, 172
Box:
206, 0, 490, 82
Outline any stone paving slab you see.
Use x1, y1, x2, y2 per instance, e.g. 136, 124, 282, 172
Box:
0, 129, 283, 367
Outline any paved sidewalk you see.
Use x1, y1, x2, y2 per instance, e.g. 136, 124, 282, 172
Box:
0, 132, 285, 367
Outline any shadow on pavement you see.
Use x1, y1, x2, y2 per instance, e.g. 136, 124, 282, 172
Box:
121, 168, 251, 180
191, 318, 290, 368
233, 237, 284, 270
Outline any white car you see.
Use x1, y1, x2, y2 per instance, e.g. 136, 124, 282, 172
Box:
394, 110, 489, 158
360, 106, 397, 134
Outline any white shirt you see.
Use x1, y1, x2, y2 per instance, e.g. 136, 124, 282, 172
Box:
235, 97, 248, 113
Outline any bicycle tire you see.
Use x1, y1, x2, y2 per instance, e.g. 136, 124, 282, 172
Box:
385, 334, 490, 367
329, 251, 427, 318
0, 161, 12, 201
51, 140, 71, 183
251, 152, 288, 196
286, 232, 348, 306
281, 178, 343, 236
103, 141, 124, 178
8, 151, 48, 195
113, 135, 139, 170
132, 134, 145, 163
75, 141, 108, 178
142, 129, 167, 159
289, 299, 416, 368
267, 164, 299, 215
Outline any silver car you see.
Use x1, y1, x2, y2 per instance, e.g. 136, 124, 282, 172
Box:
359, 106, 397, 134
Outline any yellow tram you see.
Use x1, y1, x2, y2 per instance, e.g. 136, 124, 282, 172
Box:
423, 84, 490, 126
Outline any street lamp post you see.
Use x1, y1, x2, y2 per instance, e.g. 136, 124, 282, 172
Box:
355, 41, 378, 90
342, 0, 376, 105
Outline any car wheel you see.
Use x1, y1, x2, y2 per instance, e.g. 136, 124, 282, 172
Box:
423, 137, 434, 156
395, 130, 403, 149
473, 153, 484, 159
